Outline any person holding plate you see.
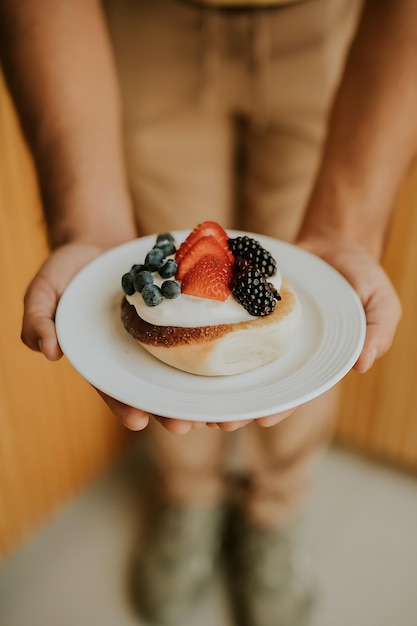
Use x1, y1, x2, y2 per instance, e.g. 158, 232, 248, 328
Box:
0, 0, 412, 624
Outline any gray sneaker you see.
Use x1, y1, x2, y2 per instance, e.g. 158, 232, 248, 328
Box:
132, 504, 226, 625
225, 516, 317, 626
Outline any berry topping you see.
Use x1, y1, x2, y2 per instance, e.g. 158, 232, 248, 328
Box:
228, 236, 277, 277
266, 281, 282, 301
133, 270, 154, 293
121, 272, 135, 296
176, 235, 230, 281
130, 263, 147, 276
122, 232, 178, 307
181, 255, 231, 301
142, 284, 163, 307
159, 258, 178, 279
122, 226, 281, 315
156, 232, 175, 246
161, 280, 181, 299
176, 221, 233, 265
154, 241, 176, 257
231, 258, 278, 316
145, 247, 165, 271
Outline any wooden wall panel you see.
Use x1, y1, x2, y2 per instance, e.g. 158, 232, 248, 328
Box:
336, 162, 417, 470
0, 77, 132, 556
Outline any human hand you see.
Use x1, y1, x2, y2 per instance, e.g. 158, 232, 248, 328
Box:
296, 236, 402, 373
21, 242, 214, 435
204, 409, 296, 431
22, 242, 105, 360
207, 235, 401, 431
21, 244, 301, 434
99, 394, 294, 434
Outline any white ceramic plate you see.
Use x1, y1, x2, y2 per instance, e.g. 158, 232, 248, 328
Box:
55, 232, 366, 422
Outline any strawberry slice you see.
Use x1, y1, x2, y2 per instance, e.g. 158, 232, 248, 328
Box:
176, 221, 234, 264
176, 235, 229, 281
181, 254, 231, 301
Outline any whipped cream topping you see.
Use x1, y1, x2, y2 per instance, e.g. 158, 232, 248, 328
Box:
127, 268, 282, 328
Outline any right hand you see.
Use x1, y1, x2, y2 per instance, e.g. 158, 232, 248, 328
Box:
22, 241, 104, 360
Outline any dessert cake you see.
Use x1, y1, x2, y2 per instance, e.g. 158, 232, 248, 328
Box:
121, 221, 301, 376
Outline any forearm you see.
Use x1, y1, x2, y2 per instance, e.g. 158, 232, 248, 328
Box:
0, 0, 136, 248
299, 0, 417, 258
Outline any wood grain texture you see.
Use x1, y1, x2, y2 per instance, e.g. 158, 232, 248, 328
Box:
336, 161, 417, 470
0, 77, 132, 556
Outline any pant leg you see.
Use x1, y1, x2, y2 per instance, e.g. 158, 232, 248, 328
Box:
105, 0, 239, 504
146, 420, 229, 505
124, 109, 237, 234
240, 0, 363, 240
242, 389, 340, 527
104, 0, 240, 234
238, 0, 362, 527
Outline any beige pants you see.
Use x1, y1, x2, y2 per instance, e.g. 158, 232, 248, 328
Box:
105, 0, 361, 527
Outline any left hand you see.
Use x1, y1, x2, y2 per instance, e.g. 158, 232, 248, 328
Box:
296, 236, 402, 373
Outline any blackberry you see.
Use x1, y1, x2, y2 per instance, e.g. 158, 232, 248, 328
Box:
267, 282, 281, 302
228, 236, 277, 276
231, 258, 278, 317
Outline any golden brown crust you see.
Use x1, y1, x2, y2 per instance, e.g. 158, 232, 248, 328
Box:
121, 298, 230, 347
121, 280, 296, 348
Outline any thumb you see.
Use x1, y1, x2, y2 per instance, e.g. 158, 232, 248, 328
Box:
22, 272, 63, 361
21, 243, 103, 361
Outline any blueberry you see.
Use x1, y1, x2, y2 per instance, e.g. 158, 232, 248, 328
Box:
142, 284, 163, 307
156, 232, 175, 245
121, 272, 135, 295
130, 263, 146, 276
161, 280, 181, 299
154, 241, 176, 257
158, 258, 178, 279
145, 248, 165, 271
133, 270, 154, 293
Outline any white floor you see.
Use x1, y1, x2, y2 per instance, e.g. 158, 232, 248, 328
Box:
1, 446, 417, 626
